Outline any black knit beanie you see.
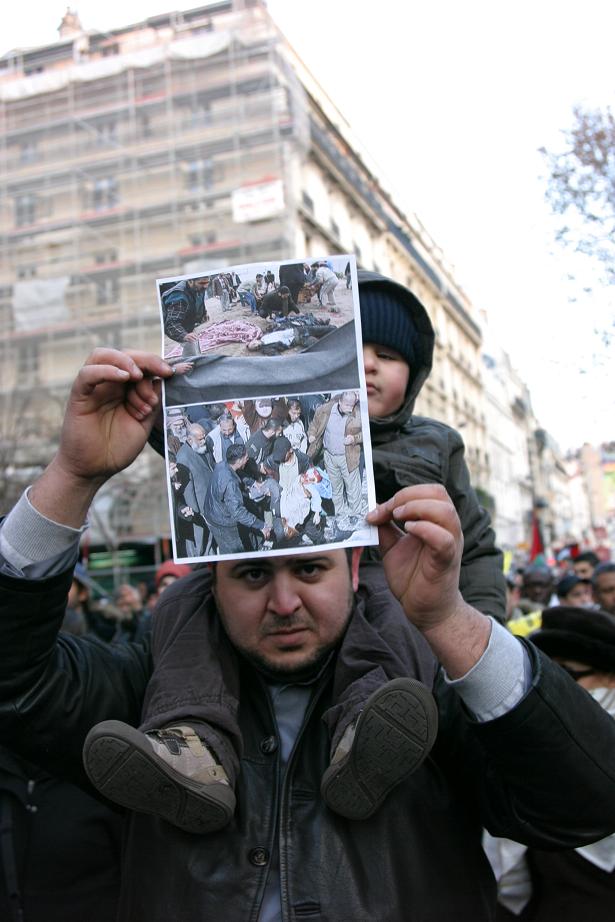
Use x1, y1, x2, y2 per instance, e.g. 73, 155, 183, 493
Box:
359, 286, 420, 372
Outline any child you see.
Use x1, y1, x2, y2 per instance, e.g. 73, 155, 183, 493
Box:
83, 271, 505, 833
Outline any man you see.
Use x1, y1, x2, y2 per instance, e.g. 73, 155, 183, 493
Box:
486, 606, 615, 921
161, 276, 209, 344
554, 573, 593, 608
278, 261, 308, 303
176, 422, 213, 556
204, 411, 244, 471
592, 562, 615, 616
520, 565, 554, 611
312, 263, 339, 310
203, 443, 271, 554
258, 285, 300, 319
1, 350, 615, 922
308, 390, 363, 521
245, 418, 279, 472
572, 550, 600, 580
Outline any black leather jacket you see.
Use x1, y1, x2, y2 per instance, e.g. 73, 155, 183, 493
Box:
1, 567, 615, 922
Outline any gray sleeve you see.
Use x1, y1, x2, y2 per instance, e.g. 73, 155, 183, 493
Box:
443, 618, 531, 721
0, 489, 84, 578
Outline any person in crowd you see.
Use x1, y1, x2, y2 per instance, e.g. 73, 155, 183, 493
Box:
258, 285, 300, 319
485, 605, 615, 921
154, 561, 192, 599
1, 348, 615, 922
175, 423, 213, 557
592, 562, 615, 616
519, 565, 554, 611
61, 561, 92, 636
307, 390, 363, 522
283, 399, 308, 453
344, 260, 352, 289
203, 443, 272, 554
278, 262, 308, 304
110, 584, 150, 643
161, 276, 210, 345
572, 550, 601, 580
245, 418, 279, 475
312, 263, 340, 311
555, 573, 593, 607
212, 274, 230, 313
204, 411, 244, 471
0, 743, 123, 922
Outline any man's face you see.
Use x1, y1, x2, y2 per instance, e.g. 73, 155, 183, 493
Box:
194, 277, 210, 290
338, 393, 357, 415
213, 550, 361, 676
363, 343, 410, 418
188, 425, 207, 453
220, 418, 235, 438
288, 405, 301, 422
169, 416, 187, 440
562, 582, 593, 607
573, 560, 594, 580
593, 572, 615, 615
522, 574, 552, 605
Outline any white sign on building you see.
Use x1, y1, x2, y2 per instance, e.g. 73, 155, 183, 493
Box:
232, 178, 285, 223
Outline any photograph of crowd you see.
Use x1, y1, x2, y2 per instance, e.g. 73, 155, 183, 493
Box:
164, 391, 374, 562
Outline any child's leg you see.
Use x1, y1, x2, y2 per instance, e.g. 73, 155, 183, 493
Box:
139, 587, 241, 785
320, 561, 439, 820
83, 577, 242, 834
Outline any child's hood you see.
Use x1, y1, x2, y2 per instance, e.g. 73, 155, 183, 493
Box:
357, 270, 435, 435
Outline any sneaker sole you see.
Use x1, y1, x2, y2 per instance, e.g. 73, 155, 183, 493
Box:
83, 721, 236, 834
320, 678, 438, 820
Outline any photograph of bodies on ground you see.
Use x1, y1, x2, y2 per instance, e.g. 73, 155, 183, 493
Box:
157, 255, 378, 563
159, 255, 361, 403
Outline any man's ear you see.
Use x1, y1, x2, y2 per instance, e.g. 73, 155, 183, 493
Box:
350, 547, 363, 591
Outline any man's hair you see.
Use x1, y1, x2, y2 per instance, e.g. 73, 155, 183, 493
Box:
287, 399, 301, 412
262, 419, 278, 434
278, 286, 290, 295
576, 551, 600, 568
217, 410, 234, 424
592, 562, 615, 586
226, 443, 247, 464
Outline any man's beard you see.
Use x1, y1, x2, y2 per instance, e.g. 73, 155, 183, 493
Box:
215, 585, 355, 682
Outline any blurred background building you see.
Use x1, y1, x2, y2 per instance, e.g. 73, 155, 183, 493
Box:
0, 1, 610, 580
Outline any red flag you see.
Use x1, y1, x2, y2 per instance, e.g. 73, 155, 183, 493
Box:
529, 511, 545, 562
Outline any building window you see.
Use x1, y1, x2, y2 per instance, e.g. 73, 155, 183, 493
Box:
95, 249, 117, 265
20, 141, 38, 164
302, 191, 314, 214
96, 120, 117, 146
17, 265, 37, 280
89, 177, 118, 211
15, 194, 37, 227
17, 341, 40, 380
353, 242, 362, 261
95, 276, 120, 305
184, 159, 222, 192
330, 218, 340, 239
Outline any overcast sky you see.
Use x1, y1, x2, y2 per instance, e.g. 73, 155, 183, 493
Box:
4, 1, 615, 451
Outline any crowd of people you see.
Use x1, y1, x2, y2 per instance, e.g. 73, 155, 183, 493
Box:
166, 389, 366, 558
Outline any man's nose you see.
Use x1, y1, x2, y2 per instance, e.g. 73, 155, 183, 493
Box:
267, 573, 302, 615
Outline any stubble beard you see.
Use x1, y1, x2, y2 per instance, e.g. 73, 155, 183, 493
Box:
214, 584, 355, 680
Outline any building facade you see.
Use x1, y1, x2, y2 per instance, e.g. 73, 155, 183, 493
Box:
0, 1, 487, 572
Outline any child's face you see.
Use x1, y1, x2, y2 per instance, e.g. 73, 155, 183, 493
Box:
288, 405, 301, 422
363, 343, 410, 418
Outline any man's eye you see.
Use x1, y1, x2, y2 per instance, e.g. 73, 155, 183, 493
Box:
297, 563, 322, 578
241, 568, 268, 583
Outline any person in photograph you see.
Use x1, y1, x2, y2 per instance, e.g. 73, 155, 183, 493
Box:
165, 406, 189, 455
161, 276, 210, 345
279, 262, 308, 304
175, 423, 213, 557
312, 263, 339, 311
3, 348, 615, 922
210, 274, 230, 312
168, 461, 203, 559
203, 443, 271, 554
245, 418, 279, 473
203, 411, 244, 471
258, 286, 300, 319
283, 399, 308, 453
307, 390, 363, 522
